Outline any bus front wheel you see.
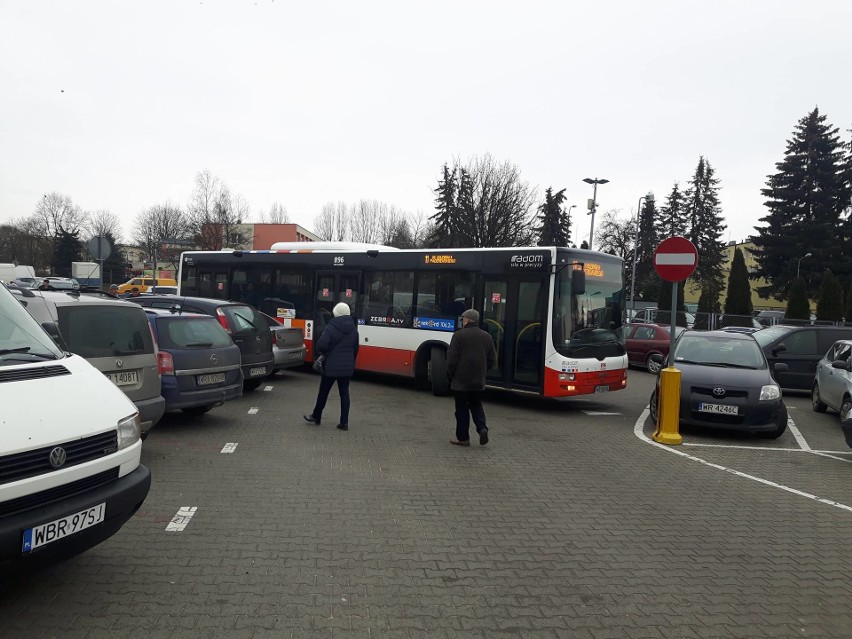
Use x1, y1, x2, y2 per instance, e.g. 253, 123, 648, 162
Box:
429, 347, 450, 396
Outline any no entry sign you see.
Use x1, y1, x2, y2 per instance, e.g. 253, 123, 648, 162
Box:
654, 236, 698, 282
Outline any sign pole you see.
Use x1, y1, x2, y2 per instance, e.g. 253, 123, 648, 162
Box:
669, 281, 678, 363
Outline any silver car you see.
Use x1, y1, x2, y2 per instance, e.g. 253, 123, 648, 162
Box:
812, 339, 852, 418
259, 311, 306, 373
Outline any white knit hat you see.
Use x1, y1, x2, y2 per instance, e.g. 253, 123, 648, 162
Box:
333, 302, 351, 317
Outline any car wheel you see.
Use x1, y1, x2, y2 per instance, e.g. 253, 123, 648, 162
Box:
182, 405, 214, 416
649, 390, 658, 423
812, 384, 827, 413
646, 354, 662, 375
243, 379, 263, 392
759, 404, 788, 439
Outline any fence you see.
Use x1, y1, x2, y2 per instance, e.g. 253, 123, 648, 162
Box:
630, 309, 852, 329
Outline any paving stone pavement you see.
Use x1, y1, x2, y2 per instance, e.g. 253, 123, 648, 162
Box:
2, 369, 852, 638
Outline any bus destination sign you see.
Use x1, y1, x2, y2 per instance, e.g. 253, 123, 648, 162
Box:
424, 254, 457, 265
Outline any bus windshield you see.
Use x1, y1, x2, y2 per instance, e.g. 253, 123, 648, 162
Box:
552, 266, 626, 358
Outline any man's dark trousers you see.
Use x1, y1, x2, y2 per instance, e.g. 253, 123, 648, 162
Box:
454, 390, 486, 442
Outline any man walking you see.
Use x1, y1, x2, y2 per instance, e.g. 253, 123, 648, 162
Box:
447, 308, 496, 446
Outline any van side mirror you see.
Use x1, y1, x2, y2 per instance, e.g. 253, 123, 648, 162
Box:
41, 321, 68, 351
773, 362, 789, 374
571, 269, 586, 296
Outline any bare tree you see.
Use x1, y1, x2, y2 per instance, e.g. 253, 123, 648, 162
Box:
595, 209, 635, 261
186, 169, 222, 249
34, 192, 89, 237
349, 200, 384, 244
85, 210, 124, 243
408, 210, 429, 247
257, 202, 291, 224
313, 201, 349, 241
132, 203, 191, 272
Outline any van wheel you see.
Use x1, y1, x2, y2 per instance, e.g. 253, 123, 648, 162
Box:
812, 384, 827, 413
841, 396, 852, 419
429, 346, 450, 396
759, 404, 788, 439
182, 405, 214, 416
244, 379, 263, 392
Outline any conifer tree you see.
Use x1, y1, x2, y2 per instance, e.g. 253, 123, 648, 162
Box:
845, 286, 852, 323
657, 281, 688, 326
534, 187, 569, 246
52, 228, 81, 278
634, 196, 659, 301
656, 183, 687, 239
816, 270, 844, 321
722, 248, 753, 326
685, 157, 726, 311
752, 108, 852, 299
430, 164, 458, 247
786, 277, 810, 320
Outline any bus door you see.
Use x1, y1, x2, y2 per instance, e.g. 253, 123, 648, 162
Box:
193, 266, 230, 300
313, 270, 360, 347
482, 277, 547, 390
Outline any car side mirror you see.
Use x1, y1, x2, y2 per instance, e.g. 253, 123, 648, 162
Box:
832, 359, 849, 370
649, 353, 665, 373
772, 343, 787, 356
41, 321, 68, 351
773, 362, 789, 373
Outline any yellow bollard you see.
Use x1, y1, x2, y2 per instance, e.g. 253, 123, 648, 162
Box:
653, 367, 683, 445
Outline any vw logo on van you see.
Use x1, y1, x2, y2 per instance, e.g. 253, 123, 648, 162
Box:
712, 387, 726, 397
49, 447, 67, 468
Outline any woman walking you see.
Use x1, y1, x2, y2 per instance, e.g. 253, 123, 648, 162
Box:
303, 302, 359, 431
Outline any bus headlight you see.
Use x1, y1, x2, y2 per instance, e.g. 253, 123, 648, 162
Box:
559, 373, 575, 381
117, 413, 141, 450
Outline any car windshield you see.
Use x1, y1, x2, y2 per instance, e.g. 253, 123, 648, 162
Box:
0, 285, 63, 363
57, 305, 154, 358
673, 334, 766, 368
752, 326, 791, 347
157, 316, 233, 349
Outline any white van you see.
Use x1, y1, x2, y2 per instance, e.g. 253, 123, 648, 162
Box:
0, 282, 150, 573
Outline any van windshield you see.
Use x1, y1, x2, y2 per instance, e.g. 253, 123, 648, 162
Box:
0, 285, 63, 364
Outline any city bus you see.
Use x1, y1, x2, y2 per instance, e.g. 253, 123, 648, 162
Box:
177, 243, 628, 398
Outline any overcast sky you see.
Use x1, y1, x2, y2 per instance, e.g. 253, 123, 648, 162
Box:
1, 0, 850, 248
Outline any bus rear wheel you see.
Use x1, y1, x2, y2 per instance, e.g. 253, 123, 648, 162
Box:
429, 347, 450, 396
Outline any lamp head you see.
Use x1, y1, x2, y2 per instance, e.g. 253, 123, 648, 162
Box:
804, 252, 812, 258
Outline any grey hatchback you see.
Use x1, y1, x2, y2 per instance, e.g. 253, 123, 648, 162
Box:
12, 288, 165, 436
649, 330, 788, 438
129, 295, 274, 391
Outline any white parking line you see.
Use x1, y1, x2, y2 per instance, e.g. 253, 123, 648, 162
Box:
220, 443, 238, 454
582, 410, 622, 416
165, 507, 197, 532
263, 386, 273, 392
633, 407, 852, 514
248, 407, 259, 415
787, 415, 811, 450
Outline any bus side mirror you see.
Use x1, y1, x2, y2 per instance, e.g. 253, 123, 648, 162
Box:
572, 269, 586, 296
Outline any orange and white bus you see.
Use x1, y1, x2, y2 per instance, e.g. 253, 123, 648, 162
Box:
177, 243, 628, 398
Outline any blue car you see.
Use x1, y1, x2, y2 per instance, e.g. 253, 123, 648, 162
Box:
145, 308, 243, 415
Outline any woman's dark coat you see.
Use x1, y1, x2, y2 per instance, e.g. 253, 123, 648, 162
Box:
316, 316, 359, 378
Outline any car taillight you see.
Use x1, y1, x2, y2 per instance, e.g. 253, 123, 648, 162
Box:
158, 351, 174, 375
216, 308, 232, 334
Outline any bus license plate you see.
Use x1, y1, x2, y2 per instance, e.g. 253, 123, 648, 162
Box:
198, 373, 226, 385
249, 367, 267, 377
698, 403, 739, 415
22, 503, 106, 553
594, 385, 609, 393
107, 370, 138, 387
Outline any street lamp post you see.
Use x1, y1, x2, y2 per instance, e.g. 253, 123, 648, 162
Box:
583, 177, 609, 250
567, 204, 577, 245
629, 192, 654, 315
797, 252, 812, 279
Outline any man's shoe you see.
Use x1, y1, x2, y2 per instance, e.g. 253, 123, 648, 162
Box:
450, 439, 470, 446
303, 414, 321, 425
479, 428, 489, 446
336, 424, 348, 431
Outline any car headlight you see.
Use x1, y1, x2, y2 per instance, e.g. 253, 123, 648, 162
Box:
759, 384, 781, 401
117, 413, 141, 450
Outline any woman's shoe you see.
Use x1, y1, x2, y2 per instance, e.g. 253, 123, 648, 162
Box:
336, 424, 348, 431
303, 414, 321, 425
